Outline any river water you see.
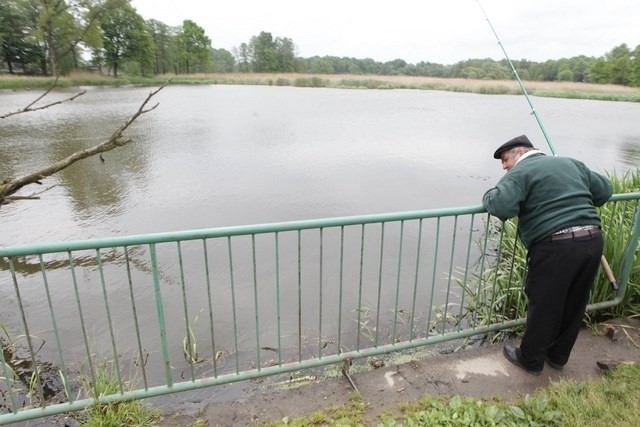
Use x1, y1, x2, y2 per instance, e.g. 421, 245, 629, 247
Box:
2, 85, 639, 247
1, 85, 640, 407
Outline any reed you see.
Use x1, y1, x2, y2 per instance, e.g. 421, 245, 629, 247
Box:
593, 170, 640, 318
455, 218, 528, 342
458, 169, 639, 337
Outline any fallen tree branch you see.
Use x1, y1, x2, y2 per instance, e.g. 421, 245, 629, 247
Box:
0, 76, 87, 119
0, 81, 171, 207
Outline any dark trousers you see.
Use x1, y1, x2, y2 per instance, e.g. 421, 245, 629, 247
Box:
519, 233, 604, 370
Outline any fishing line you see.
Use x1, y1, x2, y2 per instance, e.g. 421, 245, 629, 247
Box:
474, 0, 557, 156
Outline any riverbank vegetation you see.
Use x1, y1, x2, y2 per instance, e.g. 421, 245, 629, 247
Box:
256, 364, 640, 427
459, 169, 640, 341
2, 0, 640, 93
2, 72, 640, 103
68, 364, 640, 425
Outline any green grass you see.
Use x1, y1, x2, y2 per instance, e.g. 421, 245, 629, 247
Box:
77, 362, 160, 427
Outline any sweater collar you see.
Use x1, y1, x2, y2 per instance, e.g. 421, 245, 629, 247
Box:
515, 149, 546, 166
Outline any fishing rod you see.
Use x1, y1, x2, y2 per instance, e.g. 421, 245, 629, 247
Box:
475, 0, 619, 291
474, 0, 557, 156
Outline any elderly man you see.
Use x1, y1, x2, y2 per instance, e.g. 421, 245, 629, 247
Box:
483, 135, 612, 374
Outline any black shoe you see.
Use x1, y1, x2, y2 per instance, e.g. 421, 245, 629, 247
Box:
503, 345, 542, 375
545, 357, 565, 370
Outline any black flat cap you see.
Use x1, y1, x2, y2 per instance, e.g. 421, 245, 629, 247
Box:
493, 135, 533, 159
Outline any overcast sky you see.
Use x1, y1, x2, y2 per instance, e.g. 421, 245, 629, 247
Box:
130, 0, 640, 65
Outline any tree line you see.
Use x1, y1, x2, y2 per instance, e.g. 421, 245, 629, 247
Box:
2, 0, 640, 86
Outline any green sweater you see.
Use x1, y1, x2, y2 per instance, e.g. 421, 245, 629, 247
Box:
482, 153, 612, 248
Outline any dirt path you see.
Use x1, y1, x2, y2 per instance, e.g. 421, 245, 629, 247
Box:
157, 317, 640, 426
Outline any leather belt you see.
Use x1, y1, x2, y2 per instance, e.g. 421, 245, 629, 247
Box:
542, 227, 600, 242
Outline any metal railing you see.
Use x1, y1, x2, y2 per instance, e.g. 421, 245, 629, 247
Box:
1, 193, 639, 424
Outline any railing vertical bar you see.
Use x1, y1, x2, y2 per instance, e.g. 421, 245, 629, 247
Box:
275, 232, 282, 366
297, 230, 303, 362
226, 237, 240, 373
124, 247, 149, 389
149, 243, 172, 386
488, 224, 506, 329
251, 234, 261, 370
202, 239, 218, 377
95, 249, 123, 393
441, 216, 458, 334
409, 219, 424, 341
337, 226, 346, 354
38, 254, 72, 401
177, 241, 196, 381
68, 251, 98, 396
514, 234, 528, 319
499, 231, 519, 324
486, 222, 508, 329
374, 222, 386, 347
426, 218, 440, 335
356, 224, 366, 350
457, 214, 477, 332
392, 220, 405, 343
473, 217, 493, 329
2, 258, 21, 412
318, 228, 324, 358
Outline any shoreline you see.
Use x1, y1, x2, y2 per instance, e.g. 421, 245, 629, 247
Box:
2, 72, 640, 102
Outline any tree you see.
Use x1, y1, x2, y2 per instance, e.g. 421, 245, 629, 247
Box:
176, 19, 211, 73
589, 58, 609, 83
607, 44, 632, 85
235, 42, 253, 72
211, 47, 235, 72
97, 0, 154, 77
569, 56, 593, 83
1, 1, 26, 73
147, 18, 176, 75
275, 36, 296, 72
24, 0, 107, 76
631, 45, 640, 87
251, 31, 278, 72
1, 0, 48, 74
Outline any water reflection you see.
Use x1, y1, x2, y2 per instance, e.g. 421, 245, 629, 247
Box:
618, 136, 640, 168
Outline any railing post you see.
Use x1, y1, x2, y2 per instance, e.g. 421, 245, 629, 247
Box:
150, 243, 172, 387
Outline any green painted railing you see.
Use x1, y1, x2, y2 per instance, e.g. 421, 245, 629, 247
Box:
1, 194, 639, 424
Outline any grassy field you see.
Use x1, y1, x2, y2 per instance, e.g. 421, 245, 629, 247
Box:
2, 72, 640, 102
